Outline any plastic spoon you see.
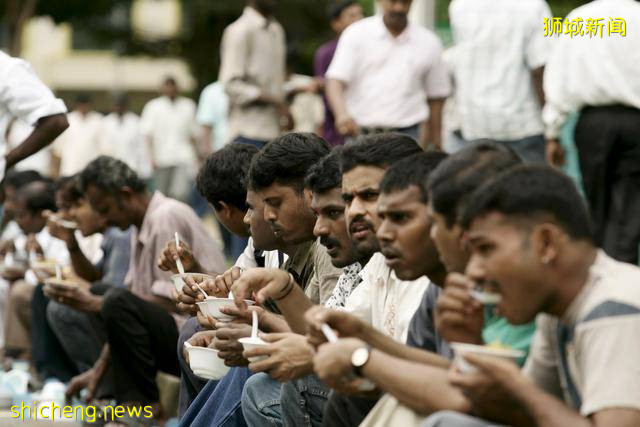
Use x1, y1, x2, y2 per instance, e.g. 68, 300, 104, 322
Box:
321, 324, 339, 343
183, 341, 193, 349
174, 232, 185, 275
55, 264, 62, 280
251, 310, 258, 339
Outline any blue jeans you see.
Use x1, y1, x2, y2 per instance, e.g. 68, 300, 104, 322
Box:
451, 132, 546, 163
281, 375, 330, 427
177, 317, 207, 418
179, 367, 252, 427
422, 410, 506, 426
241, 373, 283, 427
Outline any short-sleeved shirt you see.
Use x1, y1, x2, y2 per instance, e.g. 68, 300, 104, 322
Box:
449, 0, 551, 141
326, 15, 451, 128
53, 110, 104, 176
124, 191, 226, 315
0, 51, 67, 150
139, 96, 197, 168
344, 253, 430, 342
524, 251, 640, 416
95, 227, 132, 288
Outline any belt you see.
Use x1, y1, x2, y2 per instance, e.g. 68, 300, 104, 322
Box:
360, 123, 419, 135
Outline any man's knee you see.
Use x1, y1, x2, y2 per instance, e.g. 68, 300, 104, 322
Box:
242, 372, 268, 410
422, 410, 491, 427
9, 280, 33, 306
101, 286, 130, 321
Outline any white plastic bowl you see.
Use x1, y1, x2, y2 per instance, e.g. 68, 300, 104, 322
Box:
197, 297, 254, 322
239, 337, 269, 362
451, 342, 524, 374
44, 277, 80, 290
171, 272, 214, 294
186, 346, 230, 380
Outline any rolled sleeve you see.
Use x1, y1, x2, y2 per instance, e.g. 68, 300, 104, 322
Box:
2, 60, 67, 126
425, 45, 453, 100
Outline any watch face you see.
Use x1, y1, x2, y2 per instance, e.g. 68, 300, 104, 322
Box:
352, 347, 369, 367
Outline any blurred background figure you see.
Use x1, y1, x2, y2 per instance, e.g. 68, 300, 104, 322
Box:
284, 51, 325, 134
219, 0, 289, 149
447, 0, 551, 162
314, 0, 364, 146
52, 94, 104, 177
196, 81, 229, 156
101, 93, 152, 182
140, 76, 197, 203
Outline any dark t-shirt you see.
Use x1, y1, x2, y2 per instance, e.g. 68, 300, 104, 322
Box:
405, 285, 453, 359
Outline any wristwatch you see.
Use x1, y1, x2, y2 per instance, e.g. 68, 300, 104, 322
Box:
351, 345, 372, 377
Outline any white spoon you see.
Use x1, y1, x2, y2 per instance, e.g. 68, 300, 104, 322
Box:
251, 310, 259, 339
55, 264, 62, 280
174, 232, 185, 275
321, 323, 339, 343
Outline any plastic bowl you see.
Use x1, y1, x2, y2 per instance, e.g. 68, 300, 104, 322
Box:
451, 342, 524, 374
197, 297, 254, 322
238, 337, 269, 362
171, 272, 214, 294
186, 346, 230, 380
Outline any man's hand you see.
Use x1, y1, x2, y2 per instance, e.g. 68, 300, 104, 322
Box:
65, 367, 103, 403
43, 282, 103, 313
184, 330, 217, 363
305, 306, 367, 348
25, 234, 44, 257
435, 273, 484, 345
175, 275, 211, 314
335, 114, 359, 137
244, 333, 315, 382
157, 239, 201, 274
210, 267, 243, 297
0, 240, 15, 257
546, 139, 566, 167
313, 337, 370, 395
231, 268, 291, 308
449, 352, 524, 416
213, 322, 252, 367
44, 211, 75, 246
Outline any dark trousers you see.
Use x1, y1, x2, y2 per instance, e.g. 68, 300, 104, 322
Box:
101, 287, 180, 404
177, 316, 208, 417
575, 105, 640, 264
31, 284, 78, 382
321, 392, 379, 427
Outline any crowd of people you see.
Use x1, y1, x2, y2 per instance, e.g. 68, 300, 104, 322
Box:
1, 0, 639, 426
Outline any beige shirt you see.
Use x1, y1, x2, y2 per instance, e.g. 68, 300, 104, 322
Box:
124, 192, 226, 322
53, 110, 104, 176
219, 6, 285, 141
524, 251, 640, 416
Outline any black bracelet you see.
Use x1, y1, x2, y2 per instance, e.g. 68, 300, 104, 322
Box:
274, 273, 295, 301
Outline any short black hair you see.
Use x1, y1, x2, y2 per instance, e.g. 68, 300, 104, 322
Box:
4, 170, 44, 190
78, 156, 146, 195
18, 181, 57, 214
55, 175, 83, 204
75, 93, 91, 104
380, 151, 448, 202
163, 76, 177, 86
196, 143, 259, 211
427, 142, 522, 228
340, 133, 422, 173
304, 150, 342, 195
248, 133, 331, 192
327, 0, 357, 20
461, 165, 593, 241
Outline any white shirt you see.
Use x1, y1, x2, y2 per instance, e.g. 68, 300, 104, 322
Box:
6, 118, 52, 174
343, 253, 430, 342
234, 237, 287, 270
14, 227, 70, 286
327, 15, 451, 128
543, 0, 640, 139
53, 110, 104, 176
140, 96, 197, 168
196, 82, 229, 152
0, 51, 67, 179
449, 0, 551, 140
101, 112, 152, 179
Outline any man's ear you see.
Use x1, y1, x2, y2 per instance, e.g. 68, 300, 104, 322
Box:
532, 223, 561, 266
119, 186, 135, 201
303, 188, 313, 205
217, 200, 231, 220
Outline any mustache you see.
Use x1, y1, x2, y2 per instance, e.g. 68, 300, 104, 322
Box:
320, 236, 341, 249
349, 217, 375, 234
380, 246, 401, 260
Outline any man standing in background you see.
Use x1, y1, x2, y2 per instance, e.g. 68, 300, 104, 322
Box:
140, 77, 197, 203
196, 81, 229, 155
219, 0, 289, 149
313, 0, 364, 146
447, 0, 551, 162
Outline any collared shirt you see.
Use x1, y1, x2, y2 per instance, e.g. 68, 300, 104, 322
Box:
326, 15, 451, 128
343, 253, 430, 342
196, 81, 230, 151
140, 96, 197, 168
0, 51, 67, 178
95, 227, 132, 287
234, 237, 287, 270
101, 112, 152, 179
524, 251, 640, 416
314, 39, 342, 146
124, 191, 226, 304
53, 110, 104, 176
449, 0, 551, 141
543, 0, 640, 139
219, 6, 286, 141
324, 262, 362, 309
